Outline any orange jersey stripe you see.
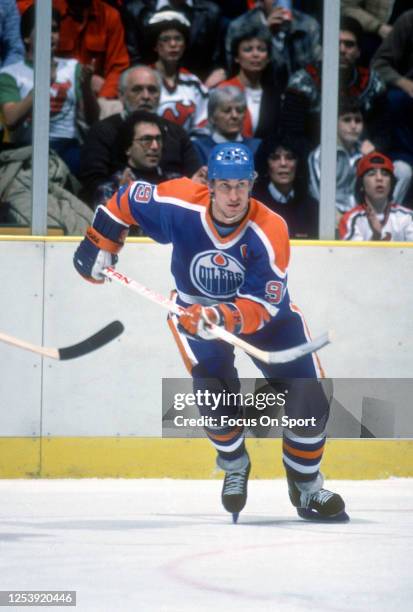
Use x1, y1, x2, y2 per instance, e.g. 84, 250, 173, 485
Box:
207, 426, 243, 442
249, 198, 290, 273
167, 317, 194, 375
283, 440, 325, 460
106, 186, 136, 226
156, 177, 209, 207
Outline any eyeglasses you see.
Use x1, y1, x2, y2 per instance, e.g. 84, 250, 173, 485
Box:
133, 135, 162, 147
340, 39, 357, 49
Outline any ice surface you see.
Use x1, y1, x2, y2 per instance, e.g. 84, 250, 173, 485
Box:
0, 479, 412, 611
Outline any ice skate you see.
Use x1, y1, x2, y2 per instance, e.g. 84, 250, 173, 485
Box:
287, 473, 349, 522
217, 453, 251, 523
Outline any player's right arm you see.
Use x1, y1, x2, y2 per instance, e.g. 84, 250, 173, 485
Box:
73, 178, 191, 282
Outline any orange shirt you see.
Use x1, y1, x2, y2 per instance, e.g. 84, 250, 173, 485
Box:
17, 0, 129, 98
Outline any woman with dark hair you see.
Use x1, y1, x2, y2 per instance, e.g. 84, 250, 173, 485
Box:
217, 21, 281, 139
147, 10, 208, 134
253, 135, 319, 239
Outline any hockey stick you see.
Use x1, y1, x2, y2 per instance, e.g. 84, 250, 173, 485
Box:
103, 266, 331, 364
0, 320, 124, 360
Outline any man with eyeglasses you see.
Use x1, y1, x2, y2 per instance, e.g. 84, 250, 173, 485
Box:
73, 142, 348, 524
79, 65, 203, 206
93, 111, 173, 210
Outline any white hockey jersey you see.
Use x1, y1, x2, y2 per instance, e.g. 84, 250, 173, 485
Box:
0, 57, 79, 141
339, 203, 413, 241
157, 67, 208, 133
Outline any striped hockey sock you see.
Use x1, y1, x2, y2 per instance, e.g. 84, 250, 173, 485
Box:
282, 428, 325, 482
204, 421, 246, 462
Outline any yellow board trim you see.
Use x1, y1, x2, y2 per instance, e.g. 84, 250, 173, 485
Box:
0, 438, 412, 479
0, 438, 41, 478
0, 235, 412, 248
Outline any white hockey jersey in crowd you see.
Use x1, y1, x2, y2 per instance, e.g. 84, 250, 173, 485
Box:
0, 57, 79, 141
339, 203, 413, 241
157, 67, 208, 133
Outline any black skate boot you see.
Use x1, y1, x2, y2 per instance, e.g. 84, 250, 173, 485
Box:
217, 453, 251, 523
287, 473, 349, 522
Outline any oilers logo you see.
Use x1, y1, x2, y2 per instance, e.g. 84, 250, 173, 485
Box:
190, 250, 245, 299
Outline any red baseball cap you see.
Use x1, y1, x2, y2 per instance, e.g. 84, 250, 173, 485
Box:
356, 152, 394, 179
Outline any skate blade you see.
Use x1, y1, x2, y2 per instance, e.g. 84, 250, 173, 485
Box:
232, 512, 239, 524
297, 508, 350, 523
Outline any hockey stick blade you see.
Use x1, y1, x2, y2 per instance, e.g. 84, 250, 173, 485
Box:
0, 321, 124, 361
103, 267, 331, 365
58, 320, 124, 360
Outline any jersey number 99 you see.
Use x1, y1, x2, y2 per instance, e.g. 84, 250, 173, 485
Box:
134, 184, 152, 203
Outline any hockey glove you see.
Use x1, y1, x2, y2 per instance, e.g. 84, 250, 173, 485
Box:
73, 238, 118, 283
178, 303, 242, 340
73, 205, 129, 283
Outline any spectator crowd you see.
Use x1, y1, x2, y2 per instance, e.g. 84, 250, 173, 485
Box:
0, 0, 412, 240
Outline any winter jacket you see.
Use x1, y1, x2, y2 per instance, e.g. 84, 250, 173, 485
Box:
0, 146, 92, 234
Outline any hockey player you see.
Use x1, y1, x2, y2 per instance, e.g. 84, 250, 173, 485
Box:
339, 152, 413, 241
73, 143, 348, 523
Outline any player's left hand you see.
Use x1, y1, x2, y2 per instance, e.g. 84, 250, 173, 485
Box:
178, 303, 241, 340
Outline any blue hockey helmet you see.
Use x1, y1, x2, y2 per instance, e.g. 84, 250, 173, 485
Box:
208, 143, 255, 181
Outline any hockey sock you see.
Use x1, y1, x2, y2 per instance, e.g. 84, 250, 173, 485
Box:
282, 428, 326, 482
204, 421, 246, 463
